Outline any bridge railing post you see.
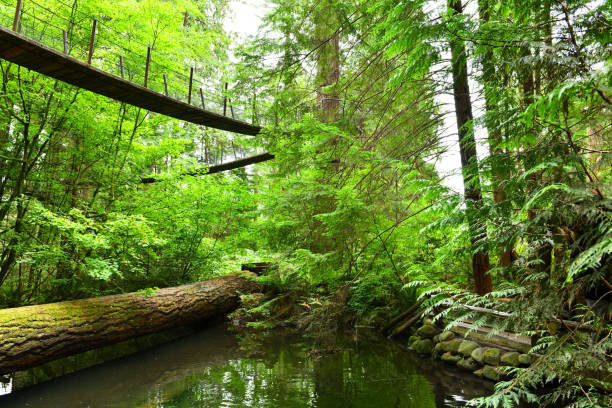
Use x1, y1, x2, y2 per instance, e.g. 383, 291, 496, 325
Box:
12, 0, 22, 32
200, 88, 205, 109
163, 75, 169, 96
88, 19, 97, 65
188, 67, 194, 104
62, 30, 68, 55
223, 82, 228, 116
119, 56, 125, 79
144, 47, 151, 88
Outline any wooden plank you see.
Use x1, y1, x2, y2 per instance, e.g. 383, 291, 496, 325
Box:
0, 26, 261, 136
450, 322, 532, 353
141, 152, 275, 183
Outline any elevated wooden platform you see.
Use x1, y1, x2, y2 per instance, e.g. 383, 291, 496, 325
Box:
0, 25, 261, 136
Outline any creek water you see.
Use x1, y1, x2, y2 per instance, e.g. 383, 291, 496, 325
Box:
0, 326, 493, 407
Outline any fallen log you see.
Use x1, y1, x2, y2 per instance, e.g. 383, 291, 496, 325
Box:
389, 312, 422, 337
383, 298, 424, 335
0, 273, 260, 375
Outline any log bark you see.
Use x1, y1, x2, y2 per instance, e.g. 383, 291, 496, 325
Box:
0, 273, 259, 375
383, 298, 424, 335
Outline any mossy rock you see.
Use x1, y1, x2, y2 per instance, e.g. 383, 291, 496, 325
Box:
432, 334, 440, 343
473, 368, 484, 377
500, 351, 521, 367
482, 365, 501, 381
441, 339, 462, 353
413, 339, 433, 354
416, 324, 438, 339
518, 354, 531, 365
432, 342, 445, 356
441, 352, 461, 364
483, 348, 501, 366
457, 357, 479, 371
438, 331, 455, 342
471, 347, 484, 364
458, 340, 479, 357
408, 335, 419, 346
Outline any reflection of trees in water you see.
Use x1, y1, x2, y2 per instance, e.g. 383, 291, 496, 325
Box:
0, 329, 493, 408
163, 337, 445, 407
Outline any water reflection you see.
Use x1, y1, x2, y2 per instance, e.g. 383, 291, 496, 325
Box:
0, 327, 492, 407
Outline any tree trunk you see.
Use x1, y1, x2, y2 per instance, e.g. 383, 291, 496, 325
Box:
315, 0, 340, 123
448, 0, 492, 295
0, 273, 260, 375
478, 0, 513, 268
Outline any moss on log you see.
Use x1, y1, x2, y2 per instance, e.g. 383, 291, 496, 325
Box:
0, 273, 259, 375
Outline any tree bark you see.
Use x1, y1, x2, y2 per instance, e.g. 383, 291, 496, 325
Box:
0, 273, 260, 375
315, 0, 340, 122
448, 0, 492, 295
478, 0, 513, 268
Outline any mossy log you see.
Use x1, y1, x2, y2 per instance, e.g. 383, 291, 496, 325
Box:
0, 273, 259, 375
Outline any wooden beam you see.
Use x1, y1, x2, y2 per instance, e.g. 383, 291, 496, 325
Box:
141, 152, 275, 183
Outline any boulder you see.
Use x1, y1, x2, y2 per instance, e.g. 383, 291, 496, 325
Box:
432, 342, 445, 356
416, 324, 438, 339
433, 334, 440, 343
500, 351, 521, 367
518, 354, 532, 365
482, 365, 501, 381
438, 331, 455, 342
457, 357, 479, 371
483, 348, 501, 366
441, 352, 461, 363
442, 339, 462, 353
408, 335, 419, 346
473, 368, 484, 377
413, 339, 433, 354
458, 340, 479, 357
471, 347, 485, 364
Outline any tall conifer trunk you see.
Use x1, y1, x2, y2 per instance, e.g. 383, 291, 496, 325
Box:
448, 0, 491, 295
478, 0, 513, 268
315, 0, 340, 123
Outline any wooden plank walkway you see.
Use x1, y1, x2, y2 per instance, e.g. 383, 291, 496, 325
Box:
0, 25, 261, 136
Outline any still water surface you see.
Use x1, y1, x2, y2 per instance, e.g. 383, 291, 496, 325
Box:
0, 327, 493, 407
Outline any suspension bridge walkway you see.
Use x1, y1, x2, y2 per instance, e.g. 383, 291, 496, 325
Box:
0, 0, 273, 176
0, 0, 266, 140
0, 25, 261, 135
